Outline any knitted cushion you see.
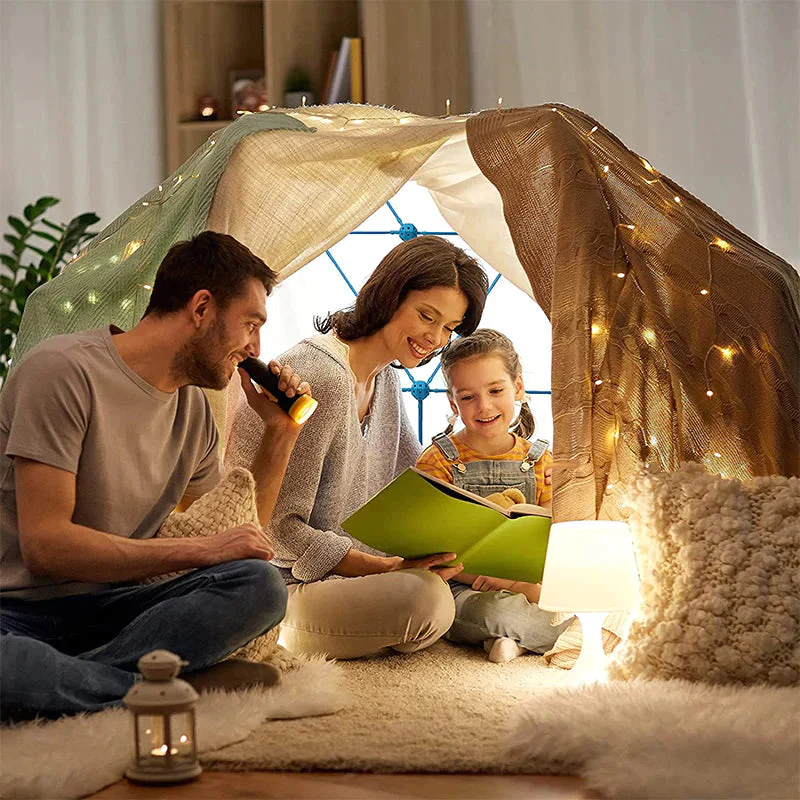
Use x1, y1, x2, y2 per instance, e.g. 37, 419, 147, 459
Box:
608, 464, 800, 685
150, 467, 291, 667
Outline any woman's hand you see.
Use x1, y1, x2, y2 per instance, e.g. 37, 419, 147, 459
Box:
472, 574, 517, 593
393, 552, 463, 582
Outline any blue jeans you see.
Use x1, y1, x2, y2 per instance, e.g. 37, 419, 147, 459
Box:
446, 582, 571, 654
0, 559, 287, 719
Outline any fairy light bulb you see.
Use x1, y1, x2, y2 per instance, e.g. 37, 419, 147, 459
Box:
706, 389, 714, 397
712, 237, 731, 251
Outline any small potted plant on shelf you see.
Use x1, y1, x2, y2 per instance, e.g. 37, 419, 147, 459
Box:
1, 197, 99, 386
283, 65, 314, 109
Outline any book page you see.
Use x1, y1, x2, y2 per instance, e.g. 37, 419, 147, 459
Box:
410, 467, 510, 515
508, 503, 551, 518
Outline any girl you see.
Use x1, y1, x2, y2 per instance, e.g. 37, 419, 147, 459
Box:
416, 329, 568, 662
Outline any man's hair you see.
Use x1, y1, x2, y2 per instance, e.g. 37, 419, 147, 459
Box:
315, 237, 488, 365
143, 231, 277, 317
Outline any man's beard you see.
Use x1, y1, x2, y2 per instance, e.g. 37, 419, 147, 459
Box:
174, 319, 230, 390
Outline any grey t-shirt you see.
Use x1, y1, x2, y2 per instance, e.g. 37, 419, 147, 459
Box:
0, 326, 221, 599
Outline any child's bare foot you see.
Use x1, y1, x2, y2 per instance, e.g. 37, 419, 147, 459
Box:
483, 637, 527, 663
185, 659, 281, 693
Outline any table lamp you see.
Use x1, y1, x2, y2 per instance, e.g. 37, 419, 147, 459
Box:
538, 520, 639, 682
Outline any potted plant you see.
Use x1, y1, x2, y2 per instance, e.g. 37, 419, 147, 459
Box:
1, 197, 99, 386
283, 65, 314, 109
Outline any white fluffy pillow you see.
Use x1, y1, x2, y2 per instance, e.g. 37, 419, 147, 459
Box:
608, 463, 800, 685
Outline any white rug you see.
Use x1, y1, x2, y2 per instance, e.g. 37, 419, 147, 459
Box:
0, 658, 346, 800
510, 678, 800, 799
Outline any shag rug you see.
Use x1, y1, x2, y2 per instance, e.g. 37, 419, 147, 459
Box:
3, 643, 797, 799
203, 642, 799, 799
0, 658, 345, 800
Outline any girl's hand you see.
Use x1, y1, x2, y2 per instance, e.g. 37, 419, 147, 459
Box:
472, 575, 517, 593
544, 466, 553, 486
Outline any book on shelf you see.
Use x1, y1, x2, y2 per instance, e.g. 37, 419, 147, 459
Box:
341, 468, 551, 583
326, 36, 363, 104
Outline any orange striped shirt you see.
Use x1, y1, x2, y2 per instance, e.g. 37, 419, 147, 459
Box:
416, 432, 552, 507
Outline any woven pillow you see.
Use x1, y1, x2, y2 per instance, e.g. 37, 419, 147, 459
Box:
608, 463, 800, 685
149, 467, 290, 667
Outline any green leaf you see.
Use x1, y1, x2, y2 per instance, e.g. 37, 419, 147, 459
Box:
30, 229, 60, 244
73, 212, 100, 226
34, 197, 60, 212
24, 243, 49, 258
7, 216, 28, 237
0, 275, 14, 290
3, 234, 23, 251
23, 204, 38, 222
0, 254, 17, 269
41, 219, 65, 233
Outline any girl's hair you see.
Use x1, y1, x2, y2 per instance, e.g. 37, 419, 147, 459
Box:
438, 328, 536, 439
315, 236, 489, 366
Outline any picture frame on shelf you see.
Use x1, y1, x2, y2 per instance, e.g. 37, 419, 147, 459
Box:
231, 70, 268, 117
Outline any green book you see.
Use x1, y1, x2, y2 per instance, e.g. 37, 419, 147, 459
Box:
341, 467, 551, 583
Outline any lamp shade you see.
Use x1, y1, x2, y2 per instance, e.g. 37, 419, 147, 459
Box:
538, 521, 639, 613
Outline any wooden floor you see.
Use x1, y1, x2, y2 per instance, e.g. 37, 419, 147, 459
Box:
92, 771, 598, 799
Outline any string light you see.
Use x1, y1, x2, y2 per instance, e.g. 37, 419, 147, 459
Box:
712, 237, 731, 251
595, 379, 603, 386
602, 165, 610, 173
591, 323, 602, 335
301, 95, 307, 107
700, 288, 709, 295
643, 328, 656, 344
713, 452, 722, 458
123, 240, 143, 259
616, 272, 626, 279
674, 196, 681, 204
588, 125, 598, 136
445, 98, 451, 116
706, 389, 714, 397
497, 97, 503, 109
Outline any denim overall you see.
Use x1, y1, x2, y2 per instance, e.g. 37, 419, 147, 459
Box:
431, 433, 569, 653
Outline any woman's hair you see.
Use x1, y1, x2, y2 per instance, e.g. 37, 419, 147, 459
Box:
315, 236, 489, 366
438, 328, 536, 440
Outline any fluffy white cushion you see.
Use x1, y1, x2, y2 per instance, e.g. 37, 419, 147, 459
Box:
151, 467, 290, 666
608, 463, 800, 685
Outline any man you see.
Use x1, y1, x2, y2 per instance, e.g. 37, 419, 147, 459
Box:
0, 231, 310, 718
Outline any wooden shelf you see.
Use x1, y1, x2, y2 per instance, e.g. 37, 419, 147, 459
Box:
163, 0, 470, 173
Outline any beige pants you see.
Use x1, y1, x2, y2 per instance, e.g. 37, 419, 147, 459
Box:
280, 569, 456, 660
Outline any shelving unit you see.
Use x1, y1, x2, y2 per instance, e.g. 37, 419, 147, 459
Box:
163, 0, 470, 173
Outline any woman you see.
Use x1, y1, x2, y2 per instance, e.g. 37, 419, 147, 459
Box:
226, 236, 489, 659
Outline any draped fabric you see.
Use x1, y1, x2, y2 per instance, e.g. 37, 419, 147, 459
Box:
12, 103, 800, 527
466, 105, 800, 522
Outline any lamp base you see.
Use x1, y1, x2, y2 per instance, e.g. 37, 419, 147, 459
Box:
571, 612, 608, 684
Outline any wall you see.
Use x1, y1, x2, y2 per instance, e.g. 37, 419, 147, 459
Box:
467, 0, 800, 269
0, 0, 163, 231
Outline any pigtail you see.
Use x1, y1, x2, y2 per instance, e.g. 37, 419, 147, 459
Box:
511, 398, 536, 440
432, 411, 459, 442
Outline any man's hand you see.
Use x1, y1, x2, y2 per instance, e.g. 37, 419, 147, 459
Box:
238, 361, 311, 429
202, 523, 275, 565
392, 552, 464, 582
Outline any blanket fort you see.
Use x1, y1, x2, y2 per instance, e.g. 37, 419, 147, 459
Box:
13, 103, 800, 522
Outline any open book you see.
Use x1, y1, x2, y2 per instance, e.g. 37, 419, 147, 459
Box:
341, 468, 551, 583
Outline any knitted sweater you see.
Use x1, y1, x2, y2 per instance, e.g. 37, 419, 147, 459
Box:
225, 334, 421, 583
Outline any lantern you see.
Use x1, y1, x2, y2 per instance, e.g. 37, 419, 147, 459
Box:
123, 650, 201, 784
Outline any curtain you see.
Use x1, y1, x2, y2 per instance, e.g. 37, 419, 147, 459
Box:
0, 0, 163, 230
467, 0, 800, 272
